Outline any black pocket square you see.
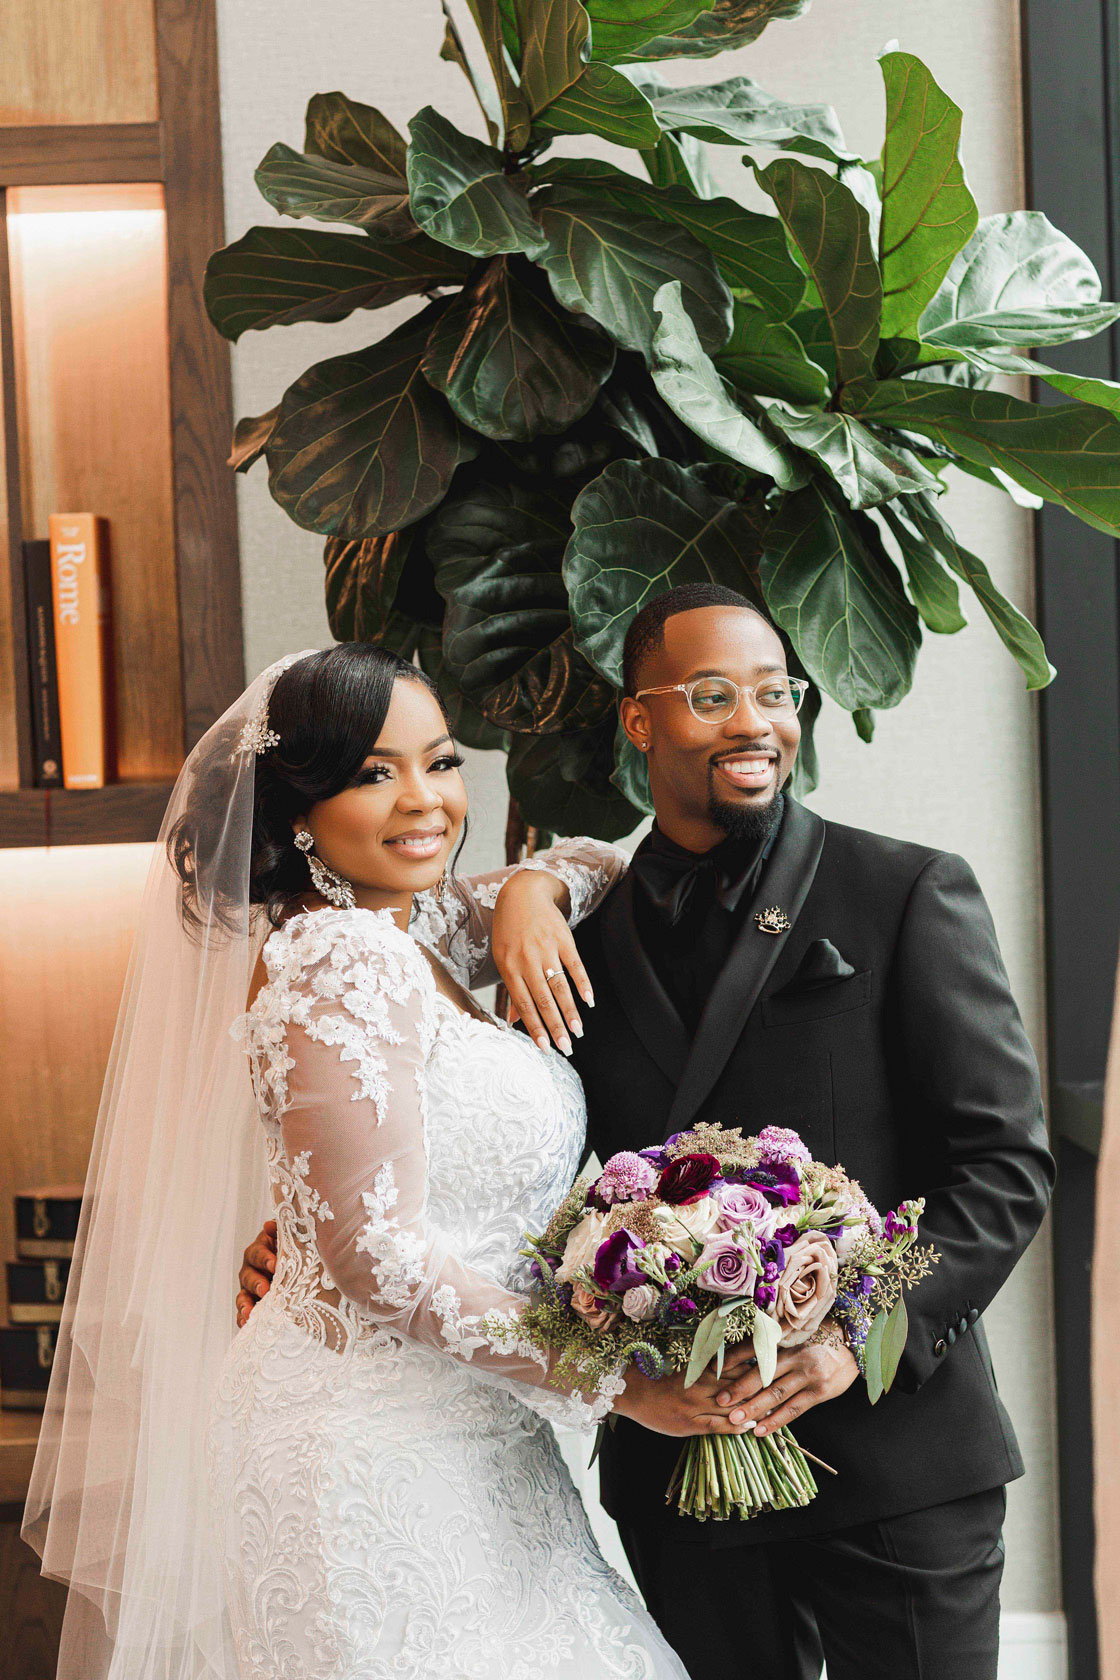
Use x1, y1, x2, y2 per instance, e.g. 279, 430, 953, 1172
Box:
777, 938, 857, 994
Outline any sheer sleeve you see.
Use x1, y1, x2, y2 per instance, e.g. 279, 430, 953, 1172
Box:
410, 838, 629, 988
270, 909, 623, 1431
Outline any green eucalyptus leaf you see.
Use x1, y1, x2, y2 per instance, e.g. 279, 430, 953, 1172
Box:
583, 0, 711, 64
623, 0, 811, 62
879, 1296, 909, 1393
756, 157, 882, 388
564, 457, 765, 685
540, 157, 804, 321
303, 91, 409, 176
685, 1307, 727, 1388
715, 298, 829, 403
203, 225, 472, 341
896, 493, 1055, 688
764, 402, 941, 509
651, 282, 807, 488
534, 180, 732, 357
844, 377, 1120, 539
751, 1307, 780, 1388
878, 52, 978, 340
919, 212, 1120, 351
759, 481, 921, 710
254, 142, 414, 237
877, 502, 967, 634
864, 1310, 887, 1404
417, 628, 511, 751
421, 256, 615, 441
407, 107, 545, 257
537, 63, 662, 147
642, 74, 853, 164
465, 0, 532, 149
266, 300, 481, 538
506, 720, 642, 840
515, 0, 590, 112
229, 405, 280, 473
610, 716, 653, 812
429, 478, 615, 733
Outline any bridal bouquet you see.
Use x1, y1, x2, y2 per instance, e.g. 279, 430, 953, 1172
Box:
509, 1122, 938, 1521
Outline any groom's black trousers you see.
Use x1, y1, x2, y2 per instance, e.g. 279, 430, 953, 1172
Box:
617, 1486, 1006, 1680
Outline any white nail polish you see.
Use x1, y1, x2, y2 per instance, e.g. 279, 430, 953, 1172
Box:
571, 1021, 584, 1038
560, 1038, 573, 1057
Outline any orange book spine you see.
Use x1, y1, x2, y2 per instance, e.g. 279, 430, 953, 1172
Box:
48, 515, 113, 789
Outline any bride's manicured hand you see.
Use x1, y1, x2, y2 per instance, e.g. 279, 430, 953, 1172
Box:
613, 1362, 757, 1438
712, 1325, 859, 1435
491, 870, 595, 1057
235, 1220, 277, 1328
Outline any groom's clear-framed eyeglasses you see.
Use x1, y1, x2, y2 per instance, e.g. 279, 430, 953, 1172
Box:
634, 674, 811, 724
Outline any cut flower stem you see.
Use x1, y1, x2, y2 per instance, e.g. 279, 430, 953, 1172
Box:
666, 1426, 820, 1520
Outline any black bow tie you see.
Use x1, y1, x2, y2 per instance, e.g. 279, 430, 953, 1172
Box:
631, 831, 768, 926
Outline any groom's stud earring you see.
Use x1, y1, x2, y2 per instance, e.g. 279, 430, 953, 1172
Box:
293, 828, 357, 910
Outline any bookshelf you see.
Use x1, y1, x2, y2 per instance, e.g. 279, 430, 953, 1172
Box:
0, 8, 243, 1661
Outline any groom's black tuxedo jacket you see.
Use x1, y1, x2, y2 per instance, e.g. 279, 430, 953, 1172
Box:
568, 797, 1055, 1547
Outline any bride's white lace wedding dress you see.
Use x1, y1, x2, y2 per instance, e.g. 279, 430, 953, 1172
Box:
206, 844, 687, 1680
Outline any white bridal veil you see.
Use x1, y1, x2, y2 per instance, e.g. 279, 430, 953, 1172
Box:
23, 653, 318, 1680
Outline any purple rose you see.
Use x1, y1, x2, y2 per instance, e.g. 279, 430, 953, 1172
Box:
658, 1152, 722, 1206
698, 1233, 756, 1298
714, 1182, 773, 1230
593, 1229, 648, 1295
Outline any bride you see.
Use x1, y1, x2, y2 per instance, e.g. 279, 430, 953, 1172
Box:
24, 643, 749, 1680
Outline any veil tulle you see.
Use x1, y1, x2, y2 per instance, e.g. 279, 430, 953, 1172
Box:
23, 652, 319, 1680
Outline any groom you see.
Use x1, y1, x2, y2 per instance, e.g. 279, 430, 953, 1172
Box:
557, 583, 1054, 1680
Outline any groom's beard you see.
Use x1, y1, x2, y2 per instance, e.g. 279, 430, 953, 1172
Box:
706, 781, 784, 847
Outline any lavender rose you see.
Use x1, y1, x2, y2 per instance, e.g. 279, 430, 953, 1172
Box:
774, 1231, 839, 1347
622, 1283, 660, 1322
714, 1182, 774, 1231
697, 1232, 757, 1299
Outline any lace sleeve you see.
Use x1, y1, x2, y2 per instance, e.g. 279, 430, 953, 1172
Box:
412, 838, 629, 987
274, 910, 622, 1431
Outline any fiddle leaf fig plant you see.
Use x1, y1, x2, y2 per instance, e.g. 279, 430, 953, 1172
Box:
206, 4, 1119, 839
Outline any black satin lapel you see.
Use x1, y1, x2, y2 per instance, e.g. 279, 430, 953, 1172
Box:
665, 800, 827, 1135
600, 873, 691, 1088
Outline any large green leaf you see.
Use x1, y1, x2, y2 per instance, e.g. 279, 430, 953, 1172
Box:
877, 52, 978, 340
406, 108, 545, 257
641, 74, 853, 164
623, 0, 811, 61
421, 256, 614, 441
254, 143, 414, 237
303, 91, 409, 176
203, 225, 472, 340
429, 477, 615, 732
537, 63, 662, 147
650, 281, 806, 487
876, 502, 966, 634
641, 130, 719, 197
715, 298, 829, 403
533, 180, 732, 357
506, 721, 642, 840
515, 0, 590, 112
324, 529, 415, 641
465, 0, 532, 148
764, 402, 941, 509
894, 494, 1054, 688
417, 628, 510, 751
540, 157, 804, 321
610, 716, 654, 812
756, 157, 882, 388
919, 212, 1120, 351
266, 301, 481, 538
583, 0, 712, 63
944, 343, 1120, 421
845, 378, 1120, 538
758, 481, 921, 710
228, 405, 280, 473
564, 457, 765, 685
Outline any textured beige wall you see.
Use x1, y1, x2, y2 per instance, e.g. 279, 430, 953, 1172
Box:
215, 0, 1059, 1614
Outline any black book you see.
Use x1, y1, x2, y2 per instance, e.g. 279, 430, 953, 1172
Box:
23, 538, 63, 787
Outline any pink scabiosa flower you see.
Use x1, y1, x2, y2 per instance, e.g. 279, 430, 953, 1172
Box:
756, 1126, 811, 1167
596, 1150, 659, 1205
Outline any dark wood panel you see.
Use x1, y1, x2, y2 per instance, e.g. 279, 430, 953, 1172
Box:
0, 1503, 65, 1680
0, 782, 174, 848
0, 123, 162, 186
156, 0, 244, 750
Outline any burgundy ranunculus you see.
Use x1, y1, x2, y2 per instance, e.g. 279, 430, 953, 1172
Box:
593, 1229, 648, 1296
744, 1159, 803, 1208
657, 1152, 722, 1205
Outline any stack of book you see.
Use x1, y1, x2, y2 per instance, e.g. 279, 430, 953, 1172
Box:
23, 514, 115, 789
0, 1184, 82, 1411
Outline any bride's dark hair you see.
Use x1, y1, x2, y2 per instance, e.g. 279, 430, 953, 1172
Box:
170, 643, 457, 934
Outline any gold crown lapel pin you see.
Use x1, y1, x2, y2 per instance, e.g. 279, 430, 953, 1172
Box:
755, 906, 792, 936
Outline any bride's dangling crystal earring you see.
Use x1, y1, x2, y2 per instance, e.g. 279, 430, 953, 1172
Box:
293, 829, 357, 910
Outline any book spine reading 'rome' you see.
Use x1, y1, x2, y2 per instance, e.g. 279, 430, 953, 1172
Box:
48, 514, 114, 789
